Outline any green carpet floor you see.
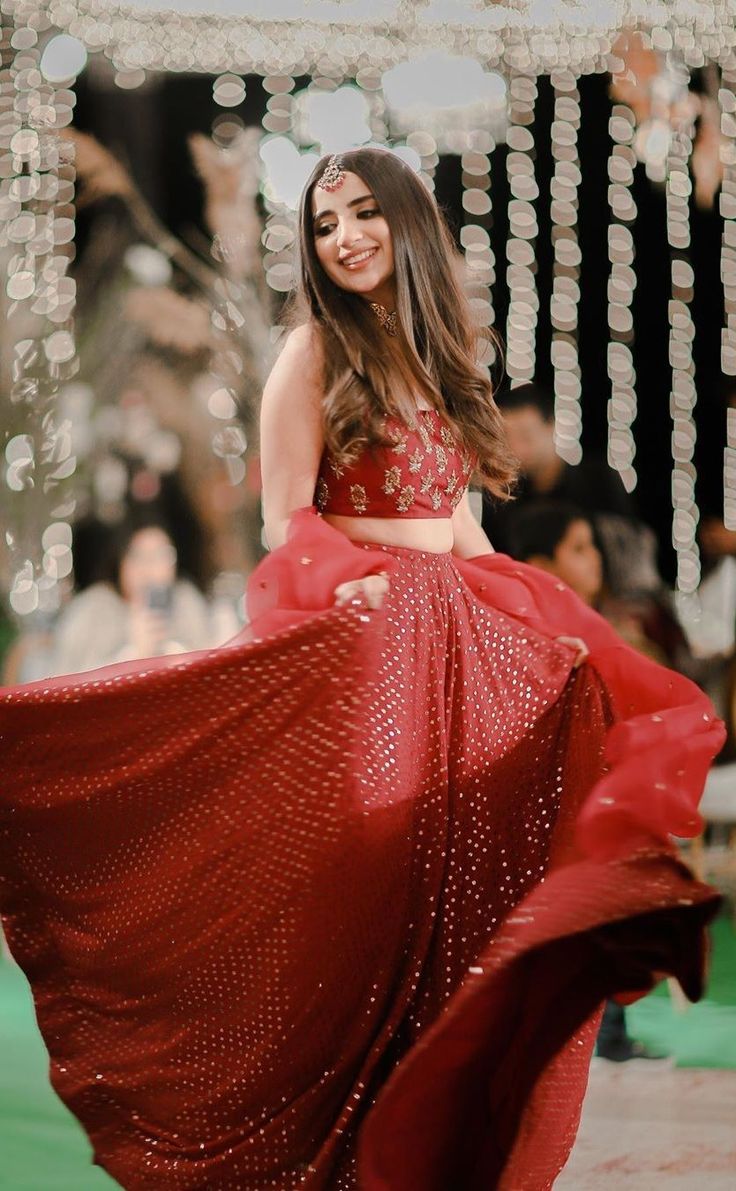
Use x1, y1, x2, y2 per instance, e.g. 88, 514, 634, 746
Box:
1, 916, 734, 1190
627, 912, 736, 1068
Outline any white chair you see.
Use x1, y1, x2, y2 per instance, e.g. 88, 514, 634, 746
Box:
689, 762, 736, 913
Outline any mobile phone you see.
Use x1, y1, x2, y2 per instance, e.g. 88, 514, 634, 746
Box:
144, 584, 174, 616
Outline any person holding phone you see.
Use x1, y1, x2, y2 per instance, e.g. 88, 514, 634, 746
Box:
48, 517, 223, 675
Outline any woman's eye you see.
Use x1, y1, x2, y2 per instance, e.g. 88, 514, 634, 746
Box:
314, 209, 379, 237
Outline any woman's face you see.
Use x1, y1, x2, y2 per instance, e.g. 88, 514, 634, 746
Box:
311, 170, 396, 308
119, 527, 177, 602
552, 519, 603, 605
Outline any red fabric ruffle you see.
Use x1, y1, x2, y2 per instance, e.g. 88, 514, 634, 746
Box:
0, 506, 724, 1191
248, 508, 723, 861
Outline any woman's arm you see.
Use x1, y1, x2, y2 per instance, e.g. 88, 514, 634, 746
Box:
260, 324, 325, 551
259, 325, 390, 610
451, 491, 495, 560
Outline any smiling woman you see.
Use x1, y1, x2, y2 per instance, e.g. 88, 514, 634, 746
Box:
0, 146, 725, 1191
311, 169, 396, 307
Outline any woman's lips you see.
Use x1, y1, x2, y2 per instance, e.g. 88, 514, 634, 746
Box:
340, 247, 378, 270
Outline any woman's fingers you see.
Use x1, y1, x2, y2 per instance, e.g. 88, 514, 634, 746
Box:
555, 635, 590, 668
334, 574, 390, 611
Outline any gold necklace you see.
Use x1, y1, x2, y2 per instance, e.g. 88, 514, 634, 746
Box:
369, 302, 398, 336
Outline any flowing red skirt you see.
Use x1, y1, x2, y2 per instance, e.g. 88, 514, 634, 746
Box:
0, 509, 724, 1190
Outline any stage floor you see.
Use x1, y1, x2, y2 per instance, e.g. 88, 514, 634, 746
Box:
558, 1064, 736, 1189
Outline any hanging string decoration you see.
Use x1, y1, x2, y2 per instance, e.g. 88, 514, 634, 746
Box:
1, 7, 79, 619
549, 68, 583, 465
460, 129, 497, 375
605, 102, 639, 492
24, 2, 736, 78
504, 69, 539, 387
720, 57, 736, 529
665, 59, 700, 597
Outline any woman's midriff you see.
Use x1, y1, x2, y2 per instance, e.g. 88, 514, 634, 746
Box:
322, 513, 454, 554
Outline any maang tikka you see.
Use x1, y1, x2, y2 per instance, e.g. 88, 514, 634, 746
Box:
316, 154, 346, 192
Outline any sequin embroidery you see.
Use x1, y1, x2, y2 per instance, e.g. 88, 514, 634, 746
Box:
314, 410, 474, 519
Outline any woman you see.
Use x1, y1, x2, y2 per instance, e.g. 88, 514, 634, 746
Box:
0, 149, 724, 1191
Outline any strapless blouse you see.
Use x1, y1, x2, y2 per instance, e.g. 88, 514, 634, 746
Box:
315, 411, 473, 519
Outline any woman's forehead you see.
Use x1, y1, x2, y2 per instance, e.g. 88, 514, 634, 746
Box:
310, 170, 370, 214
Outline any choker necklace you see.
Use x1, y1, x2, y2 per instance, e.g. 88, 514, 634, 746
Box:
369, 302, 398, 336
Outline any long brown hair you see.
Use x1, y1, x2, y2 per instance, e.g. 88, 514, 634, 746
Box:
297, 147, 517, 499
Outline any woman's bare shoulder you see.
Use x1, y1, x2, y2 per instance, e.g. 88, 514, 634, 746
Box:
263, 323, 325, 413
280, 320, 324, 366
261, 322, 325, 425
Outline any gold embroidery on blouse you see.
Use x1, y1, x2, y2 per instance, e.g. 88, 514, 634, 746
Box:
417, 421, 433, 454
451, 485, 464, 509
440, 425, 456, 451
420, 471, 435, 495
388, 427, 409, 454
350, 484, 368, 514
434, 444, 448, 474
316, 477, 329, 510
408, 447, 424, 474
329, 456, 345, 478
446, 471, 458, 494
430, 487, 443, 511
382, 465, 401, 495
396, 485, 415, 513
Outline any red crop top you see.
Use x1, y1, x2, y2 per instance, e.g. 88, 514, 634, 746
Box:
314, 411, 474, 519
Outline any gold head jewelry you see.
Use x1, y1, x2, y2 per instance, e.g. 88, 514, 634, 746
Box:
316, 154, 346, 192
369, 302, 398, 336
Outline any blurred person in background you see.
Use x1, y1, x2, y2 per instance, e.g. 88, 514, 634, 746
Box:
481, 382, 638, 557
508, 500, 695, 671
481, 381, 668, 610
675, 513, 736, 758
49, 514, 238, 677
509, 499, 681, 1064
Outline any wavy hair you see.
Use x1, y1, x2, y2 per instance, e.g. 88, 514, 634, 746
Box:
295, 147, 517, 499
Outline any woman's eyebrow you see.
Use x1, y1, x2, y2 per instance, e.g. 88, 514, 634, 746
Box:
312, 194, 375, 222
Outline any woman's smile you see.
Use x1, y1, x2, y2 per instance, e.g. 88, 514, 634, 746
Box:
340, 246, 379, 270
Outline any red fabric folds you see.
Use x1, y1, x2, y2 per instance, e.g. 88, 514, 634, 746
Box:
454, 550, 723, 860
359, 855, 719, 1191
247, 509, 723, 859
0, 505, 725, 1191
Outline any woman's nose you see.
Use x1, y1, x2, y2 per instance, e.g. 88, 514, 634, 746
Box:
336, 219, 360, 249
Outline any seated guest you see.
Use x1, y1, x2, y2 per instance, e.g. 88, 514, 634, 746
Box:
508, 499, 677, 1064
509, 501, 694, 671
49, 515, 235, 678
481, 383, 659, 600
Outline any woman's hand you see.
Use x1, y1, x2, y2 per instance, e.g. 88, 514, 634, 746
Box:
128, 603, 170, 657
334, 573, 390, 611
555, 635, 590, 669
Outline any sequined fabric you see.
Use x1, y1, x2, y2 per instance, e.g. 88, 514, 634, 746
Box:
0, 507, 725, 1191
314, 411, 472, 518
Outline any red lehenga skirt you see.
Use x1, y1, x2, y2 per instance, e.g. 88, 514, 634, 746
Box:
0, 508, 724, 1190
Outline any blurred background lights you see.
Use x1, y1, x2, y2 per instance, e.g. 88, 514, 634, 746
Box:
297, 85, 371, 151
213, 73, 246, 108
39, 34, 88, 84
383, 55, 505, 113
390, 145, 422, 173
124, 244, 174, 287
259, 137, 319, 210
